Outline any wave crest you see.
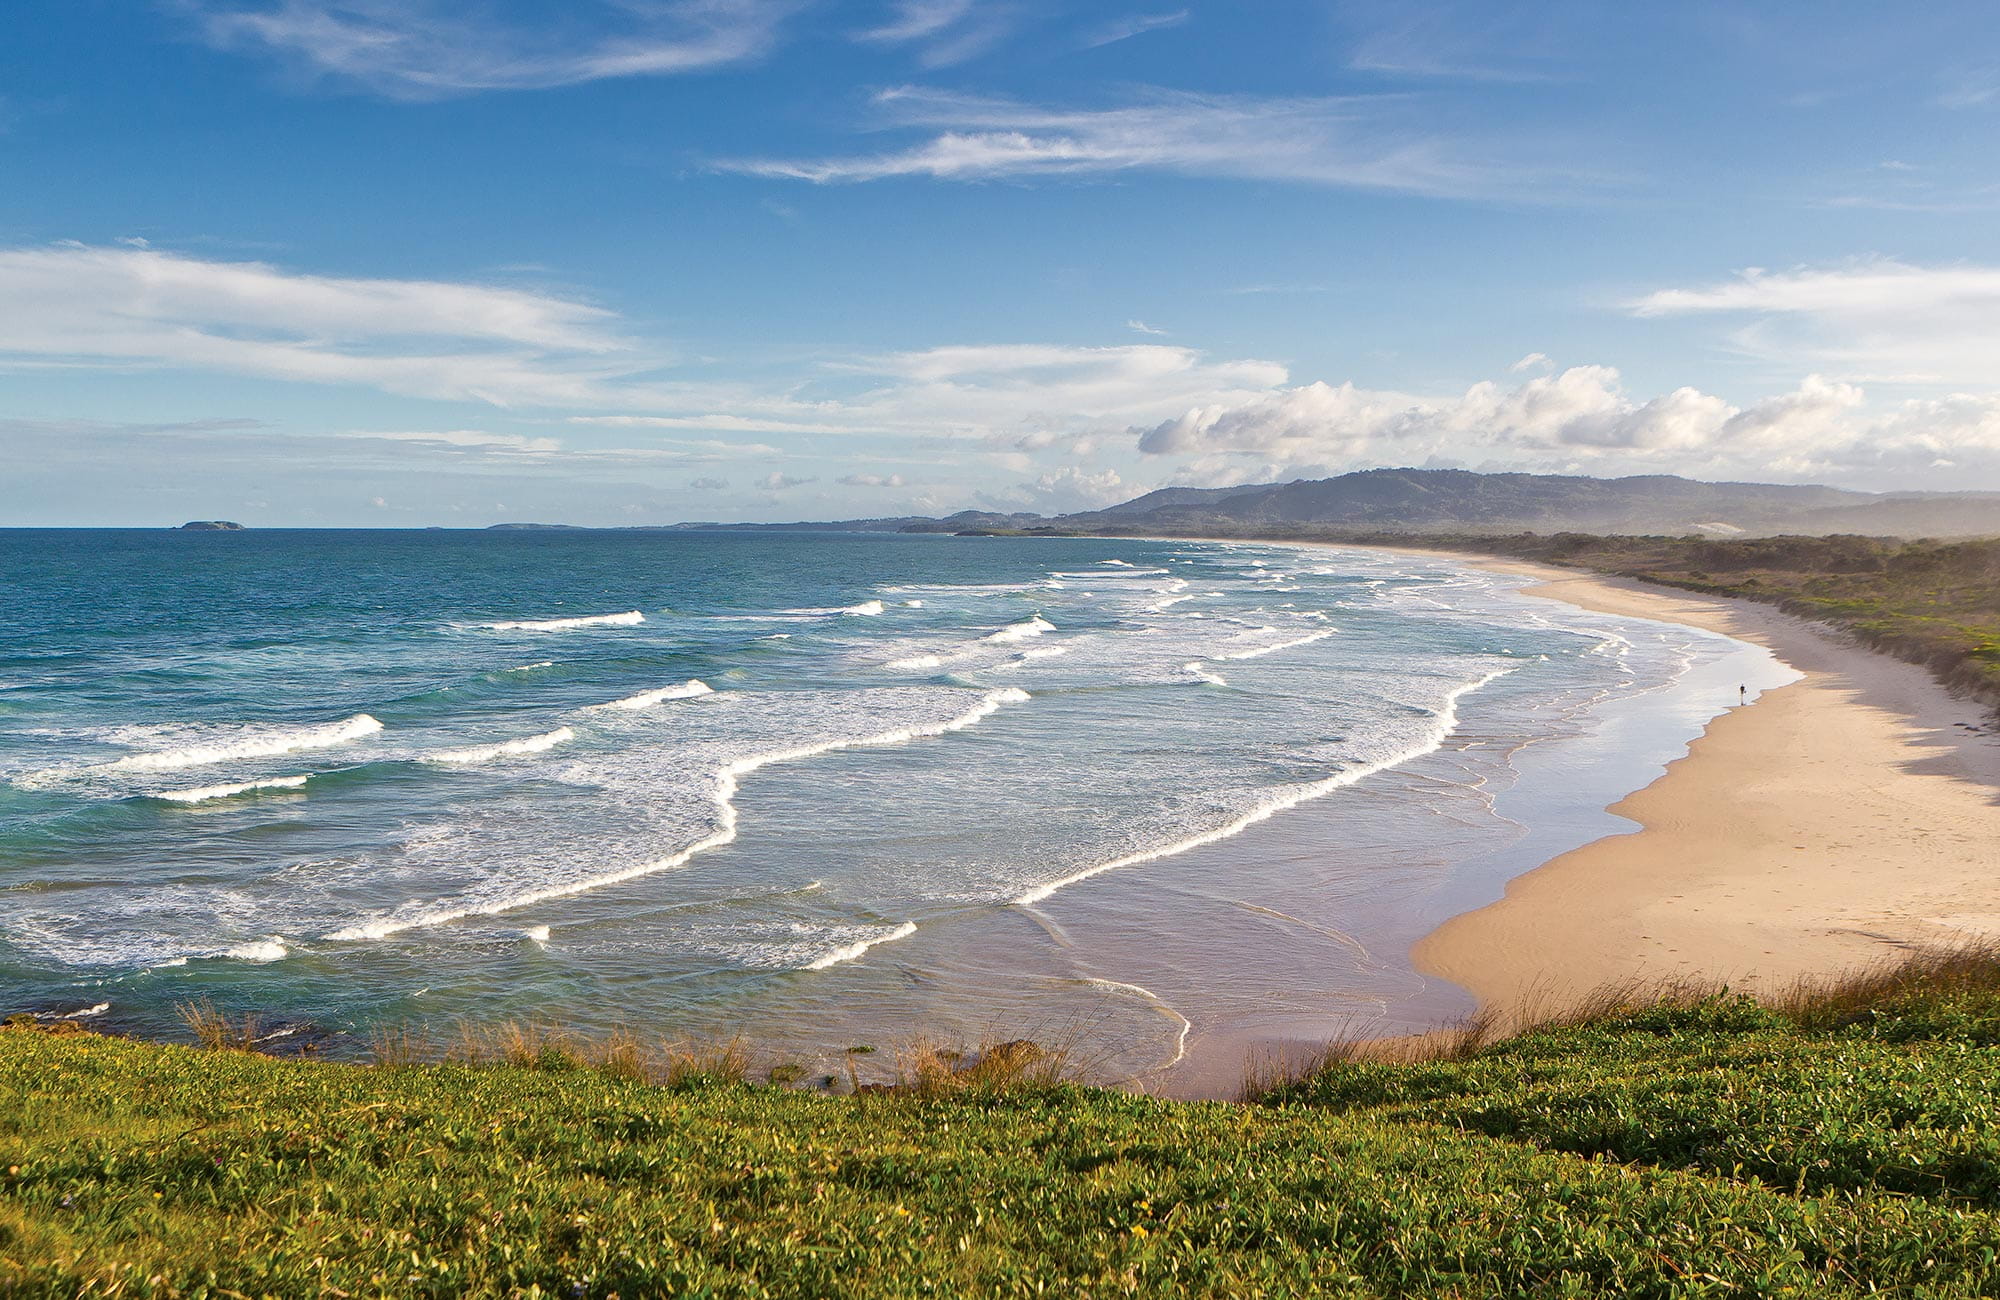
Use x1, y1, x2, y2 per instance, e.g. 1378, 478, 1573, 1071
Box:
108, 714, 381, 773
483, 611, 643, 632
426, 726, 574, 765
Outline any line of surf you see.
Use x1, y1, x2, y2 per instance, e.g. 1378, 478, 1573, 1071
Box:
424, 726, 575, 765
323, 688, 1033, 942
803, 921, 918, 970
1217, 630, 1337, 661
103, 714, 382, 774
1012, 669, 1510, 906
483, 611, 643, 632
154, 774, 312, 804
587, 680, 713, 711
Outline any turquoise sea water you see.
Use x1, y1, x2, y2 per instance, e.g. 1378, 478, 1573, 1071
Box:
0, 530, 1792, 1079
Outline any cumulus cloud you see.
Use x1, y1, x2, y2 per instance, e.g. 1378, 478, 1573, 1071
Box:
1133, 365, 1887, 480
838, 472, 908, 487
1630, 260, 2000, 385
719, 87, 1594, 199
191, 0, 795, 98
1013, 466, 1127, 511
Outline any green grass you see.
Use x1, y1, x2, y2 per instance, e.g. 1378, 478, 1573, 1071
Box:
9, 959, 2000, 1296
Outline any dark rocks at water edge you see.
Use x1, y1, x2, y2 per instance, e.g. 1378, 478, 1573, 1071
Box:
179, 520, 246, 530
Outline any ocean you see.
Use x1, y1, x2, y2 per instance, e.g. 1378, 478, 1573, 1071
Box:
0, 530, 1794, 1082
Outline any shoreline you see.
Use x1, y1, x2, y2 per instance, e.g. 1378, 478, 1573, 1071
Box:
1383, 550, 2000, 1032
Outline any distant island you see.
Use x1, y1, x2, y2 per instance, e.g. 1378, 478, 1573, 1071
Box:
178, 520, 245, 531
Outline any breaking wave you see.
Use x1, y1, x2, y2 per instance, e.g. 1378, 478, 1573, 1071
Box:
483, 611, 643, 632
107, 714, 381, 773
322, 687, 1033, 941
1217, 630, 1337, 661
155, 774, 312, 804
426, 726, 574, 765
803, 921, 918, 970
1013, 669, 1509, 905
590, 680, 713, 711
985, 616, 1055, 644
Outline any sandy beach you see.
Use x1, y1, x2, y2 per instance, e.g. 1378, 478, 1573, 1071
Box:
1407, 554, 2000, 1031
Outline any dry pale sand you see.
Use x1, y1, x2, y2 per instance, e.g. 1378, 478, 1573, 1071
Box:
1402, 553, 2000, 1030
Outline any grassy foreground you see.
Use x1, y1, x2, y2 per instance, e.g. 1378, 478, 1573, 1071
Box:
8, 960, 2000, 1297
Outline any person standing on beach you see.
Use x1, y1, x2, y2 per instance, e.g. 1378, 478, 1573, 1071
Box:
1739, 684, 1747, 705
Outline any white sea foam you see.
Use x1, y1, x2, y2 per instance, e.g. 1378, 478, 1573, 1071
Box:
42, 1002, 111, 1020
504, 661, 556, 673
225, 938, 288, 963
1217, 630, 1337, 661
1012, 669, 1509, 905
484, 611, 643, 632
106, 714, 382, 773
1081, 977, 1192, 1071
886, 654, 944, 670
521, 925, 551, 945
842, 600, 885, 616
155, 774, 312, 804
984, 616, 1055, 643
426, 726, 574, 765
323, 687, 1032, 941
803, 921, 918, 970
1181, 661, 1228, 687
1101, 559, 1133, 566
590, 680, 713, 711
902, 600, 925, 608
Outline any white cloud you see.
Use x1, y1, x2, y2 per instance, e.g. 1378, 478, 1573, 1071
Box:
1126, 319, 1167, 336
1509, 351, 1552, 372
348, 429, 564, 453
1629, 260, 2000, 385
759, 472, 815, 489
978, 465, 1130, 514
191, 0, 794, 98
854, 0, 1014, 67
0, 242, 657, 406
838, 472, 908, 487
1133, 365, 1892, 480
689, 476, 730, 490
719, 87, 1593, 199
1077, 10, 1189, 50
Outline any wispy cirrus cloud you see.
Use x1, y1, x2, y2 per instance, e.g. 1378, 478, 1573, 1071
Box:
1076, 10, 1189, 50
717, 86, 1599, 199
0, 241, 655, 406
1630, 259, 2000, 385
854, 0, 1017, 68
186, 0, 797, 98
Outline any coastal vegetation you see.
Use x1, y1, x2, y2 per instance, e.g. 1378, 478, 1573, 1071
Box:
9, 949, 2000, 1296
1054, 527, 2000, 714
1408, 532, 2000, 710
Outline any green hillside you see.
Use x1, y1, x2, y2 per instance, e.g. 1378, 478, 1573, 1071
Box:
7, 953, 2000, 1297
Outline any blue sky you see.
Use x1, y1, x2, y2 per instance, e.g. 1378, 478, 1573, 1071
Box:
4, 0, 1999, 525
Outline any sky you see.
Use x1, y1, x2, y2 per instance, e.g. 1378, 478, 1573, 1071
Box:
3, 1, 2000, 526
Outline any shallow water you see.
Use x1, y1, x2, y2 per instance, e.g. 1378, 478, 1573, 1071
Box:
0, 530, 1793, 1079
